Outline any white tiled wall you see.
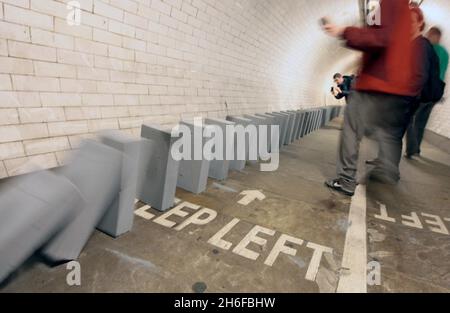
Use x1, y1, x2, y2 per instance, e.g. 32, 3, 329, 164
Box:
0, 0, 354, 177
2, 0, 448, 178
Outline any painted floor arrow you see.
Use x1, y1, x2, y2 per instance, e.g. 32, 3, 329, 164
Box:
238, 190, 266, 206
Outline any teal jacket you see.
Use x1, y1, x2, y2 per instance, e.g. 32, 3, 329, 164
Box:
434, 44, 449, 81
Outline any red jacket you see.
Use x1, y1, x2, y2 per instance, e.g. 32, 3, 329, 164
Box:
343, 0, 421, 97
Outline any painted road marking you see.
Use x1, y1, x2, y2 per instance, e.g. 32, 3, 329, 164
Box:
264, 234, 304, 267
134, 200, 333, 283
374, 202, 395, 223
337, 184, 367, 293
232, 225, 276, 260
238, 190, 266, 206
134, 198, 182, 220
153, 202, 200, 228
134, 205, 155, 220
421, 213, 449, 235
402, 212, 423, 229
374, 205, 450, 236
174, 207, 217, 231
207, 218, 241, 250
305, 242, 333, 282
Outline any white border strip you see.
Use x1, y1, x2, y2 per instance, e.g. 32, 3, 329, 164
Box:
337, 184, 367, 293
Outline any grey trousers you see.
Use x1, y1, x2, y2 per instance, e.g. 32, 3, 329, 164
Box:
337, 91, 415, 187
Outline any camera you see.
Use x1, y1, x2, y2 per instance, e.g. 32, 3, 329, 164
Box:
320, 17, 330, 26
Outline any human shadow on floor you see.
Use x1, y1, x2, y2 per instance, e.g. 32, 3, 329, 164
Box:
404, 156, 450, 179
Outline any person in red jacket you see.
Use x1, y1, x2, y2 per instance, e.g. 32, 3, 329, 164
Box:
322, 0, 424, 196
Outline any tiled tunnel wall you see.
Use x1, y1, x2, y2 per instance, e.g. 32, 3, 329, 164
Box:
0, 0, 448, 178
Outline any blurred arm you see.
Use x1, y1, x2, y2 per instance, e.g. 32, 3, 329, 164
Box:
343, 0, 398, 52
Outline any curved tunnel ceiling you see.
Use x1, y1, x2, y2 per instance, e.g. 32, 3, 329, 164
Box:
267, 0, 361, 109
280, 0, 450, 137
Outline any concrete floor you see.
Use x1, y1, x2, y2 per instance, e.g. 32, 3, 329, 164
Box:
366, 140, 450, 292
1, 118, 450, 293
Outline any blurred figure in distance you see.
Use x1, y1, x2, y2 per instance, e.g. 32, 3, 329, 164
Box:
331, 73, 355, 103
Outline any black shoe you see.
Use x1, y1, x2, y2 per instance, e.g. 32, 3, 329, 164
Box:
369, 171, 399, 185
325, 178, 355, 197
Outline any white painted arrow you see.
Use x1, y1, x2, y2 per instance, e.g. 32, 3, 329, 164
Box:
238, 190, 266, 206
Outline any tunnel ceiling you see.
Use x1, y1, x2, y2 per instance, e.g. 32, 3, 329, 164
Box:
281, 0, 450, 112
264, 0, 362, 109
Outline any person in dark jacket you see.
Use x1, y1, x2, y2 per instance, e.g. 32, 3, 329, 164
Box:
322, 0, 423, 196
406, 23, 448, 158
332, 73, 354, 102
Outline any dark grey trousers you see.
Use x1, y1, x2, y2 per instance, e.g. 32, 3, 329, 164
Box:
406, 102, 435, 156
337, 91, 415, 188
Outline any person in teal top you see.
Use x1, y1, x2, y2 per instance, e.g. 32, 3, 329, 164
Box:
434, 44, 449, 81
428, 27, 449, 81
406, 26, 448, 158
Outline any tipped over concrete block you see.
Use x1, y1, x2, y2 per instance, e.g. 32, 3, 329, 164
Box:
42, 140, 123, 262
0, 171, 84, 282
267, 113, 288, 148
226, 116, 253, 171
204, 118, 235, 181
177, 119, 211, 194
137, 124, 181, 211
97, 130, 141, 238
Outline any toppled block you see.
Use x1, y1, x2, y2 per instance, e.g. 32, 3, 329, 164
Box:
268, 112, 289, 147
0, 171, 83, 282
204, 118, 235, 181
281, 112, 297, 145
255, 113, 280, 152
97, 130, 141, 238
137, 124, 181, 211
287, 111, 301, 143
226, 116, 253, 171
43, 140, 123, 262
295, 111, 307, 139
177, 119, 211, 194
243, 114, 272, 157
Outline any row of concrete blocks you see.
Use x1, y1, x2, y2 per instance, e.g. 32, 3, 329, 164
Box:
0, 105, 341, 282
144, 106, 341, 208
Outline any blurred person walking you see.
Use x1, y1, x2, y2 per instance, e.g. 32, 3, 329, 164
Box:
406, 25, 448, 158
322, 0, 424, 196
